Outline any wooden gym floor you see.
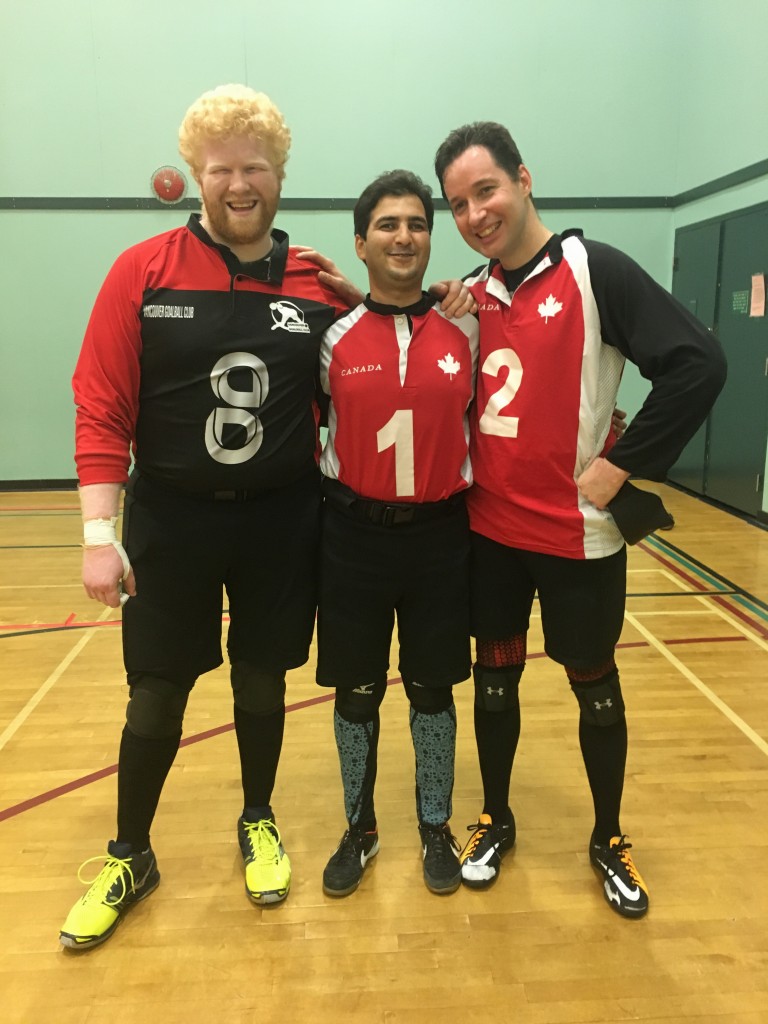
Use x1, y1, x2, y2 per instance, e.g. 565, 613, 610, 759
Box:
0, 483, 766, 1024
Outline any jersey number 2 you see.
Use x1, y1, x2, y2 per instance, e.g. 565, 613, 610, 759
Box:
477, 347, 523, 437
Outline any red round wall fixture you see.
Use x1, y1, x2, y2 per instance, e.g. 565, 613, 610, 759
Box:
151, 165, 187, 204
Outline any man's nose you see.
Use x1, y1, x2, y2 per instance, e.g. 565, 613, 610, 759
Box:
229, 171, 249, 192
467, 199, 485, 226
394, 222, 411, 244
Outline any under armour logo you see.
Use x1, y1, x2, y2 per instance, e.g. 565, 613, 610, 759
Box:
594, 699, 613, 710
486, 686, 505, 696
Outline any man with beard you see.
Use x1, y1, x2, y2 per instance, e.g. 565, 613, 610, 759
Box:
61, 85, 352, 948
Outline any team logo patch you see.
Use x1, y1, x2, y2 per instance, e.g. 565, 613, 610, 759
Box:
269, 300, 310, 333
437, 353, 461, 379
538, 293, 563, 322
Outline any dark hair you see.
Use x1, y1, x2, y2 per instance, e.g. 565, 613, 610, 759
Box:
354, 169, 434, 238
434, 122, 524, 199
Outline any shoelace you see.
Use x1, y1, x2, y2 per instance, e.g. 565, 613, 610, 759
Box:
463, 821, 491, 858
242, 819, 282, 864
76, 854, 135, 906
611, 836, 642, 886
423, 827, 460, 863
337, 830, 368, 857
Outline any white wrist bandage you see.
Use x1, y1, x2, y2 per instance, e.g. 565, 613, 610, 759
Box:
83, 517, 132, 581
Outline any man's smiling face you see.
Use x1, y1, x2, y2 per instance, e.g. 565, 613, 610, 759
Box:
442, 145, 534, 270
196, 134, 281, 255
355, 193, 431, 302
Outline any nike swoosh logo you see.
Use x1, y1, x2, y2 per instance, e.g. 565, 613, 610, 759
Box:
595, 858, 641, 901
132, 861, 154, 893
467, 842, 501, 866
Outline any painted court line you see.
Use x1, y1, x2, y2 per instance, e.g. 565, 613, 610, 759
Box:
653, 568, 768, 653
641, 537, 768, 630
0, 604, 116, 753
0, 584, 81, 591
624, 611, 768, 758
1, 528, 765, 822
0, 686, 383, 824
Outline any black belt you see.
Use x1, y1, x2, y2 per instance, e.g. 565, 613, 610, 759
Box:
324, 479, 465, 527
210, 489, 262, 501
129, 468, 319, 503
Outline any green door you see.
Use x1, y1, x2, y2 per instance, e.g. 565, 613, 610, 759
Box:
705, 207, 768, 515
669, 220, 722, 492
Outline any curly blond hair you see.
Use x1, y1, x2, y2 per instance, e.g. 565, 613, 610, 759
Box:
179, 84, 291, 180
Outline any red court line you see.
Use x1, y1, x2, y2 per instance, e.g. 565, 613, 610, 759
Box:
0, 686, 395, 824
1, 615, 235, 634
0, 620, 122, 632
638, 541, 768, 639
0, 622, 745, 830
666, 635, 746, 646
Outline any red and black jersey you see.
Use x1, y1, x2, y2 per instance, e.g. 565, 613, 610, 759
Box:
465, 231, 726, 559
319, 294, 479, 503
73, 215, 347, 492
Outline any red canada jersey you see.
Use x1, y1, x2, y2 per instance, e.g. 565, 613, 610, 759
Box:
466, 234, 625, 559
466, 230, 725, 560
320, 295, 479, 503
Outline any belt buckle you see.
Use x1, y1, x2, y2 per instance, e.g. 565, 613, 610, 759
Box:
381, 503, 413, 526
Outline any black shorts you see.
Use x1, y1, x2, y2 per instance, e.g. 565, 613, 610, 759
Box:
470, 531, 626, 669
316, 496, 471, 689
121, 471, 321, 685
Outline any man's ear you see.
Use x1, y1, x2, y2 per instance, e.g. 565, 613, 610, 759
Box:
518, 164, 533, 197
354, 234, 367, 264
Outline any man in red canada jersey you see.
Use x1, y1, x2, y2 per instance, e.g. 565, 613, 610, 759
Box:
434, 122, 726, 918
317, 170, 479, 897
62, 85, 354, 949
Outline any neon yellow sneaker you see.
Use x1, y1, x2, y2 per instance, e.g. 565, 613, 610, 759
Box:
237, 816, 290, 905
59, 841, 160, 949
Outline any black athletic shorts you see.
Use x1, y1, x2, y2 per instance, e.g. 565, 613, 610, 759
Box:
316, 494, 471, 689
121, 470, 321, 685
470, 531, 627, 669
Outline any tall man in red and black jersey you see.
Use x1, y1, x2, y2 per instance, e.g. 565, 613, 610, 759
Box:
316, 171, 479, 897
60, 85, 356, 949
434, 122, 727, 917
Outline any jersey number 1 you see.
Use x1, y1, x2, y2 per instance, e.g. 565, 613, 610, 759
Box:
376, 409, 415, 497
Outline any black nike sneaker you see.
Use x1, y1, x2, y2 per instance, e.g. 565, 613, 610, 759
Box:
589, 835, 649, 918
323, 827, 379, 897
459, 811, 516, 888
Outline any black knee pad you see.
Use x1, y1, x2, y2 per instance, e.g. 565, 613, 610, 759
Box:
473, 664, 523, 711
570, 669, 625, 727
231, 661, 286, 715
402, 679, 454, 714
335, 680, 387, 724
125, 675, 189, 739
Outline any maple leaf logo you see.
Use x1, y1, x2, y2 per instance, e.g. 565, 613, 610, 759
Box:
538, 294, 563, 322
437, 353, 461, 379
